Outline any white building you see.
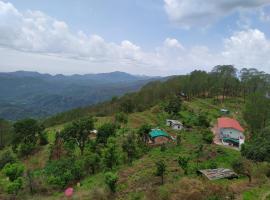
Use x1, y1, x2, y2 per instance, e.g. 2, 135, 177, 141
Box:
166, 119, 183, 130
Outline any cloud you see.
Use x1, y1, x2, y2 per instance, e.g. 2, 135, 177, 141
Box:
0, 1, 270, 75
164, 0, 270, 27
222, 29, 270, 71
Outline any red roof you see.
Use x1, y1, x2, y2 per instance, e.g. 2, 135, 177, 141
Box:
218, 117, 244, 132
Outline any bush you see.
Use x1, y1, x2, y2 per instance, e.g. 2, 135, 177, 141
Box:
2, 162, 24, 182
18, 142, 36, 157
6, 177, 23, 195
44, 158, 84, 189
0, 149, 16, 169
105, 172, 118, 193
202, 129, 214, 144
39, 132, 49, 146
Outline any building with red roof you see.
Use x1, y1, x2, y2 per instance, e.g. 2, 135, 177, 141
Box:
217, 117, 245, 148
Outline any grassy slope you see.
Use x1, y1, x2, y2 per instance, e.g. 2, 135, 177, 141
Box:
2, 98, 270, 199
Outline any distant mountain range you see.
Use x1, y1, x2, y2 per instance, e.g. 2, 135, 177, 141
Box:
0, 71, 160, 120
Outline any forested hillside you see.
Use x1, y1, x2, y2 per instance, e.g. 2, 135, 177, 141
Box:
43, 66, 270, 127
0, 65, 270, 200
0, 71, 159, 120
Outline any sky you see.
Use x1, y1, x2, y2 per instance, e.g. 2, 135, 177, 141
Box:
0, 0, 270, 76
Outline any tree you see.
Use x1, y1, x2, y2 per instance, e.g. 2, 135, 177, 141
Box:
232, 158, 253, 183
137, 124, 151, 144
12, 118, 44, 156
178, 155, 190, 175
105, 172, 118, 193
103, 138, 120, 170
44, 158, 84, 189
164, 95, 182, 116
155, 160, 166, 185
243, 92, 270, 133
211, 65, 238, 101
0, 149, 16, 169
83, 152, 100, 174
0, 119, 13, 149
122, 132, 137, 164
120, 97, 135, 113
61, 117, 94, 155
97, 123, 117, 145
114, 112, 128, 125
241, 127, 270, 162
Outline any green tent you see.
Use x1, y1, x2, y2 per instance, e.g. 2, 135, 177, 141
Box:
149, 129, 170, 139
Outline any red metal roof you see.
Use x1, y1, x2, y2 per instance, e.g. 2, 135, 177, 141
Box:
218, 117, 244, 132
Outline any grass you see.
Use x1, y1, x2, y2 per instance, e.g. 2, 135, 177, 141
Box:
243, 184, 270, 200
1, 97, 268, 200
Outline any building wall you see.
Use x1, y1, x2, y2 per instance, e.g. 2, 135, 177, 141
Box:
220, 128, 243, 139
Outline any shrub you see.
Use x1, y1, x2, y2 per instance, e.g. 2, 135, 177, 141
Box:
0, 149, 16, 169
44, 158, 84, 189
6, 177, 23, 195
178, 156, 190, 175
39, 132, 49, 146
105, 172, 118, 193
18, 142, 36, 157
202, 129, 214, 144
2, 162, 24, 182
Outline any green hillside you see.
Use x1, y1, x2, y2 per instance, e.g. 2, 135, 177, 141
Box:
0, 66, 270, 200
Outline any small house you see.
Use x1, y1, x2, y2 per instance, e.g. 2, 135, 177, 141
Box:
198, 168, 238, 180
166, 119, 183, 130
220, 109, 230, 115
218, 117, 245, 148
149, 129, 172, 145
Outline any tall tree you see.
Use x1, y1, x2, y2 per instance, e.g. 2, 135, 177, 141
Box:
96, 123, 117, 145
12, 119, 44, 156
243, 92, 270, 133
61, 117, 94, 155
211, 65, 238, 100
122, 132, 137, 164
137, 124, 152, 144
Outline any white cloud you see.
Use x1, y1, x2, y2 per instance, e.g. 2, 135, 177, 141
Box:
222, 29, 270, 71
0, 1, 270, 75
164, 0, 270, 27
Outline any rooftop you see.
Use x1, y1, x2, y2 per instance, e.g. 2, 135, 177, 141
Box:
218, 117, 244, 132
198, 168, 238, 180
149, 129, 170, 139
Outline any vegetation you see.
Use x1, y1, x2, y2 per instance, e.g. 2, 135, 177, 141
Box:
0, 65, 270, 199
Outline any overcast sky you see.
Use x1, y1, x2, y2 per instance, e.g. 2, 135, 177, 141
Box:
0, 0, 270, 75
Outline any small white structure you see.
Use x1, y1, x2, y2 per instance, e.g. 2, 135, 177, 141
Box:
166, 119, 183, 130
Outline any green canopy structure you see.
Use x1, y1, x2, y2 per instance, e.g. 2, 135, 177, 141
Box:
149, 129, 170, 139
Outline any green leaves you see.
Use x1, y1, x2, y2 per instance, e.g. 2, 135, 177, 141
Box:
61, 117, 94, 155
105, 172, 118, 193
2, 162, 24, 182
178, 155, 190, 175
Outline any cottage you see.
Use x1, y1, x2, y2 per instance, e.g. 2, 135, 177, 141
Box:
218, 117, 245, 148
149, 129, 172, 145
198, 168, 238, 180
166, 119, 183, 130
